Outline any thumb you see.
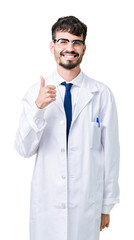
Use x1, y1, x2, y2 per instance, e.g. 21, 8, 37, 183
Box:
40, 76, 45, 88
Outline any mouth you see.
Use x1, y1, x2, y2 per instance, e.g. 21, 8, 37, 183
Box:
60, 51, 79, 60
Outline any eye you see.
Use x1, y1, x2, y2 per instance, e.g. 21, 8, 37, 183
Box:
58, 39, 68, 44
72, 40, 81, 45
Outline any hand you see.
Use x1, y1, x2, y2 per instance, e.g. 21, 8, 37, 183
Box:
35, 76, 56, 109
100, 214, 110, 231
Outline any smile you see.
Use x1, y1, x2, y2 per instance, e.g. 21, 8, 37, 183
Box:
60, 52, 79, 60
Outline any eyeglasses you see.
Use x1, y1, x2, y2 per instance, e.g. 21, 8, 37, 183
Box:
53, 38, 85, 49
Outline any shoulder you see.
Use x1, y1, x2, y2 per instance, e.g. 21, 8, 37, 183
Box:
83, 73, 115, 101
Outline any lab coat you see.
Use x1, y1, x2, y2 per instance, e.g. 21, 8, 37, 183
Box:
15, 71, 120, 240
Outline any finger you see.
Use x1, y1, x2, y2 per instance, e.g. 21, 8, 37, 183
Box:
45, 88, 56, 94
100, 225, 105, 231
50, 93, 56, 98
101, 225, 105, 231
106, 222, 109, 227
100, 221, 103, 231
45, 93, 56, 99
46, 96, 56, 104
40, 76, 45, 88
46, 85, 56, 90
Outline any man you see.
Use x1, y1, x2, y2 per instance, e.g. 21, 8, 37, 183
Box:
15, 16, 120, 240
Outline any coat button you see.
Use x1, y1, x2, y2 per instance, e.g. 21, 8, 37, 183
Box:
61, 148, 65, 152
62, 175, 66, 179
61, 203, 66, 208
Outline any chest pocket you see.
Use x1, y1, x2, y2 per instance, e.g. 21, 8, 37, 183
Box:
89, 122, 102, 151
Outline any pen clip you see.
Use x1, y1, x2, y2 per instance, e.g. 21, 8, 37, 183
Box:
96, 117, 100, 128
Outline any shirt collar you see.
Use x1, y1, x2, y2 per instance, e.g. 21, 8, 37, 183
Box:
55, 70, 83, 87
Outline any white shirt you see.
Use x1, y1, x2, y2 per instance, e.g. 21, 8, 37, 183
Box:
55, 70, 83, 115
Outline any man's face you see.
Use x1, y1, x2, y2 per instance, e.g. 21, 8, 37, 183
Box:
50, 31, 86, 70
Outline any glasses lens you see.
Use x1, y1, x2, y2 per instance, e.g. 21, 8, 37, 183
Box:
58, 39, 68, 48
55, 39, 84, 49
73, 40, 82, 46
72, 40, 84, 48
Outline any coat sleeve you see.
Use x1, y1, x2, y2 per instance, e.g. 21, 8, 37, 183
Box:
101, 204, 114, 214
14, 85, 47, 158
100, 87, 120, 206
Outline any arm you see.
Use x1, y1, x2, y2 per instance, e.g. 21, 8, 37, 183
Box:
99, 88, 120, 231
14, 77, 56, 157
101, 87, 120, 206
14, 101, 47, 158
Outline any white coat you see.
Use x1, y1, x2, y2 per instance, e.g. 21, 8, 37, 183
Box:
15, 71, 120, 240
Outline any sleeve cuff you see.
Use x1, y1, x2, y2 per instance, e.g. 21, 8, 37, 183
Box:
101, 204, 115, 214
31, 103, 46, 120
30, 102, 47, 130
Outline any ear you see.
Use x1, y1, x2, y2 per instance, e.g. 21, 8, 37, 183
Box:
50, 41, 54, 54
83, 44, 86, 55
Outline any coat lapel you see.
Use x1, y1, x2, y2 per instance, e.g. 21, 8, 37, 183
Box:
71, 75, 99, 125
48, 72, 99, 121
54, 86, 65, 114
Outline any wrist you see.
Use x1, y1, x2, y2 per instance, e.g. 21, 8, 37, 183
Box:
35, 99, 46, 109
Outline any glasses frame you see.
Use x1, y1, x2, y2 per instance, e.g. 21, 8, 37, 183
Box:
53, 38, 85, 48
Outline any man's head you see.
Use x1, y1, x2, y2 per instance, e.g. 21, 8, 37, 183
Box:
51, 16, 87, 43
50, 16, 87, 70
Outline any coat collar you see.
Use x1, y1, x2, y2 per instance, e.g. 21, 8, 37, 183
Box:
48, 71, 99, 124
54, 70, 83, 87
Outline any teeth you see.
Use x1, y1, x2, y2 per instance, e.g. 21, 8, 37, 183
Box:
66, 56, 74, 58
63, 55, 75, 58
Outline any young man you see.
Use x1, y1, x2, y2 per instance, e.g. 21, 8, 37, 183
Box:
15, 16, 120, 240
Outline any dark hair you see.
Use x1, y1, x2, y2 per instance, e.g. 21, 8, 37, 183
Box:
51, 16, 87, 42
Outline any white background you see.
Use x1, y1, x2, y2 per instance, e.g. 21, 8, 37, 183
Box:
0, 0, 134, 239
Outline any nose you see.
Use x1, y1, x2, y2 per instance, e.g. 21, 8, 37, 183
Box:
66, 41, 75, 51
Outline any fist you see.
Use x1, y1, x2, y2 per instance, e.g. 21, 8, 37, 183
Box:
35, 76, 56, 109
100, 214, 110, 231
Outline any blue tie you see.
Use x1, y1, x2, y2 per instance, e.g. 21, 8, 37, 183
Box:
61, 82, 73, 141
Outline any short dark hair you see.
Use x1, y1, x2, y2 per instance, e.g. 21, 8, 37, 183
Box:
51, 16, 87, 42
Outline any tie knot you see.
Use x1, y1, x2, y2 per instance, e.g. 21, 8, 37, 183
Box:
61, 82, 73, 91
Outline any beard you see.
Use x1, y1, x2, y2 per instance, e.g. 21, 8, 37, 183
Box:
59, 51, 84, 70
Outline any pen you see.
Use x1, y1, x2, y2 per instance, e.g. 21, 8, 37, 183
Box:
96, 117, 100, 128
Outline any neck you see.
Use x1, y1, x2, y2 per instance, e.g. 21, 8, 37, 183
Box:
57, 65, 81, 82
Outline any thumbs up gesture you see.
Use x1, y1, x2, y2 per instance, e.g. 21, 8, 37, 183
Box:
35, 76, 56, 109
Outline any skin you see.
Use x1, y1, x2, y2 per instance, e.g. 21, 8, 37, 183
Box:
100, 214, 110, 231
50, 31, 86, 81
35, 30, 110, 231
